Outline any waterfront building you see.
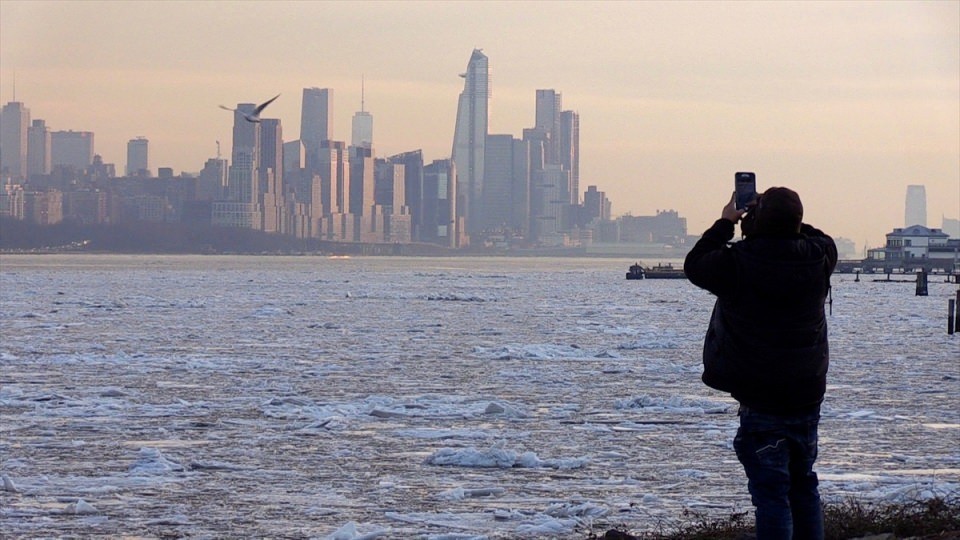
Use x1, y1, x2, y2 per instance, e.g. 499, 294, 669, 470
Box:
126, 137, 149, 176
451, 49, 490, 236
27, 119, 51, 177
905, 185, 926, 227
422, 159, 459, 248
51, 131, 94, 171
0, 101, 30, 180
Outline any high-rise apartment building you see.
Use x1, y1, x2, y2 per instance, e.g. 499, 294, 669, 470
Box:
451, 49, 490, 236
301, 88, 332, 155
905, 185, 926, 227
51, 130, 94, 170
126, 137, 149, 176
27, 119, 51, 177
1, 101, 31, 179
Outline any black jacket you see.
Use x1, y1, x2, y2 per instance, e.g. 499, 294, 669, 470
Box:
684, 219, 838, 414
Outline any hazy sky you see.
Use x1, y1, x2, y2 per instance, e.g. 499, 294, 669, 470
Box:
1, 0, 957, 250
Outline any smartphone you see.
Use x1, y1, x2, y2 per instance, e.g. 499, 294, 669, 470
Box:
735, 172, 757, 210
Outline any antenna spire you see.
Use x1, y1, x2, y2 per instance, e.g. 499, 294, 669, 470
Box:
361, 74, 365, 113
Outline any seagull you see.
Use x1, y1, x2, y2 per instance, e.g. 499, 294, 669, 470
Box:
219, 93, 280, 123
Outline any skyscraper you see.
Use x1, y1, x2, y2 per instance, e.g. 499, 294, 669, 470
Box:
126, 137, 149, 176
483, 134, 529, 234
451, 49, 490, 235
301, 88, 332, 153
905, 185, 926, 227
535, 89, 561, 165
213, 103, 262, 229
1, 101, 30, 179
51, 130, 94, 170
351, 80, 373, 148
27, 119, 51, 177
560, 110, 580, 205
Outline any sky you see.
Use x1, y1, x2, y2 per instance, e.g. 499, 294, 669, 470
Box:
1, 0, 957, 251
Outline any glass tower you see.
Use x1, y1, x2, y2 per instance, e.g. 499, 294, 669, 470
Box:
451, 49, 489, 236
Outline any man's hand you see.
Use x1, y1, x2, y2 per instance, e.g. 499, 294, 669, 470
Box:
722, 192, 746, 223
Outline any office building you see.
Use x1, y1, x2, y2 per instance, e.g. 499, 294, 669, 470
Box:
483, 134, 529, 235
213, 103, 261, 229
27, 119, 51, 177
423, 159, 459, 248
451, 49, 489, 236
560, 110, 580, 204
126, 137, 149, 176
535, 89, 561, 165
301, 88, 332, 156
351, 81, 373, 148
1, 101, 31, 179
387, 150, 424, 241
51, 130, 94, 170
905, 185, 926, 227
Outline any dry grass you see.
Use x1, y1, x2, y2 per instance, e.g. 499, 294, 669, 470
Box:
589, 494, 960, 540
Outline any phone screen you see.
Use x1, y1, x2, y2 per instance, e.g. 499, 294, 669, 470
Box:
735, 172, 757, 210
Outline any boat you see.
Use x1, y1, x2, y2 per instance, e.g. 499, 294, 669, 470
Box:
626, 262, 645, 280
643, 263, 686, 279
625, 262, 686, 280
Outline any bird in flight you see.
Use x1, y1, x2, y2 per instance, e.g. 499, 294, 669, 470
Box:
219, 94, 280, 123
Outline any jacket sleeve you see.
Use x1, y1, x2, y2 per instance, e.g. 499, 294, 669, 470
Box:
684, 218, 738, 297
800, 223, 839, 275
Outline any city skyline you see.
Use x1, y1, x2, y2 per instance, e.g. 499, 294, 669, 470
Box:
0, 1, 957, 250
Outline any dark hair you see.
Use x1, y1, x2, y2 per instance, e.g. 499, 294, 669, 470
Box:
755, 187, 803, 234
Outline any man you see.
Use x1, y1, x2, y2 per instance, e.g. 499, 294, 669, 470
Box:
683, 187, 838, 540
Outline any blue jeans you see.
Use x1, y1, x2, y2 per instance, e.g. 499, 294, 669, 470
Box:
733, 406, 824, 540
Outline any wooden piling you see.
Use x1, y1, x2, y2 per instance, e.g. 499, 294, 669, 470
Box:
950, 298, 956, 335
916, 270, 928, 296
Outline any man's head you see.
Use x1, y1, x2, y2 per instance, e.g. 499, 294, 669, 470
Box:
754, 187, 803, 235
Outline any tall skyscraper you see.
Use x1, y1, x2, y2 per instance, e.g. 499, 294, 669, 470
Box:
1, 101, 31, 179
535, 89, 561, 165
351, 80, 373, 148
259, 118, 284, 234
51, 130, 94, 170
213, 103, 262, 229
483, 134, 529, 234
423, 158, 458, 248
451, 49, 490, 235
560, 110, 580, 205
27, 119, 51, 177
126, 137, 149, 176
388, 150, 424, 241
905, 185, 926, 227
301, 88, 333, 153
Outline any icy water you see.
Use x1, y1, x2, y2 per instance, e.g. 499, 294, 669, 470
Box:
1, 254, 958, 539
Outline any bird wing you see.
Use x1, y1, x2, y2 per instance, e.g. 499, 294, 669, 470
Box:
254, 94, 280, 115
218, 105, 236, 112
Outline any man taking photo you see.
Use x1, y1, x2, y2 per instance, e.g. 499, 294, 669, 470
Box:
684, 186, 838, 539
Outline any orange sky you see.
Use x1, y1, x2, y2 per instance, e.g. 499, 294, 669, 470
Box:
1, 0, 957, 251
